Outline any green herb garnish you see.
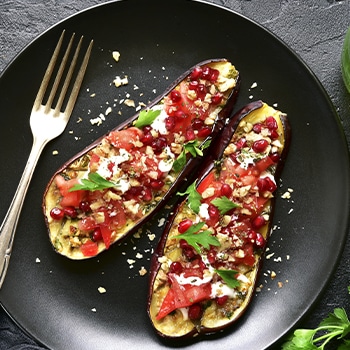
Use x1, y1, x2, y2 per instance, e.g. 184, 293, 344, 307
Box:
177, 181, 202, 214
175, 222, 220, 253
215, 269, 240, 289
134, 109, 161, 128
69, 172, 116, 192
282, 307, 350, 350
172, 139, 211, 172
211, 196, 240, 215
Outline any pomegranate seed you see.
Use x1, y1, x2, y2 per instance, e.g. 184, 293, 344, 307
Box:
186, 127, 195, 141
143, 125, 152, 133
257, 177, 277, 192
92, 227, 103, 242
143, 188, 152, 202
252, 215, 266, 229
207, 249, 216, 265
253, 139, 269, 153
208, 204, 220, 219
189, 80, 199, 90
170, 90, 182, 103
247, 229, 257, 243
192, 118, 204, 130
235, 137, 246, 150
201, 67, 211, 80
174, 110, 186, 119
197, 126, 211, 138
209, 69, 220, 82
178, 219, 193, 233
140, 133, 153, 145
216, 295, 228, 306
63, 206, 78, 218
183, 247, 197, 260
269, 152, 280, 163
253, 123, 263, 134
188, 304, 202, 320
190, 66, 202, 80
255, 233, 266, 248
211, 92, 223, 105
165, 116, 175, 131
220, 183, 232, 197
151, 137, 167, 154
50, 207, 64, 220
170, 261, 183, 274
150, 179, 164, 190
196, 84, 206, 100
79, 201, 91, 213
266, 116, 278, 130
270, 130, 279, 140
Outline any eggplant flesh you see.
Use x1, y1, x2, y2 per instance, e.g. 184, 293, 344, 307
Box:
147, 100, 290, 338
42, 59, 240, 260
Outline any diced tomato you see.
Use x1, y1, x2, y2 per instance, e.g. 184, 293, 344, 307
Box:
255, 156, 275, 172
156, 273, 211, 320
234, 244, 256, 267
80, 240, 98, 257
110, 200, 127, 228
78, 216, 97, 231
55, 175, 85, 208
106, 127, 142, 151
100, 225, 112, 250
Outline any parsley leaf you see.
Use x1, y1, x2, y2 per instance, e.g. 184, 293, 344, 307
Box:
215, 269, 240, 289
175, 222, 220, 253
172, 139, 211, 172
177, 181, 202, 214
134, 109, 161, 128
211, 196, 240, 215
282, 307, 350, 350
69, 172, 116, 192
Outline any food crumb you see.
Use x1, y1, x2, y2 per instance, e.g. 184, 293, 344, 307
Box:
98, 286, 106, 294
112, 51, 120, 62
270, 271, 277, 279
278, 281, 284, 288
139, 267, 147, 276
148, 233, 156, 241
250, 82, 257, 89
114, 75, 128, 88
52, 150, 59, 156
136, 252, 143, 259
91, 308, 97, 312
35, 258, 41, 263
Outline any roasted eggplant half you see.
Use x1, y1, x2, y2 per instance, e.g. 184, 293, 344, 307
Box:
147, 100, 290, 338
42, 59, 240, 260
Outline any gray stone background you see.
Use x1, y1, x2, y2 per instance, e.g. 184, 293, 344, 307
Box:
0, 1, 350, 349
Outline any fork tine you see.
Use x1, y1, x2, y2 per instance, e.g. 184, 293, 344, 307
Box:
63, 37, 93, 118
33, 30, 66, 111
45, 32, 76, 113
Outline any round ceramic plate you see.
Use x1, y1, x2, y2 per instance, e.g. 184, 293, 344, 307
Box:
0, 0, 349, 349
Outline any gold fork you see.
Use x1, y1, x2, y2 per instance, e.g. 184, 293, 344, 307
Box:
0, 31, 93, 288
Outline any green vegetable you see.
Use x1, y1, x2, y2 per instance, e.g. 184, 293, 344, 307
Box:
175, 222, 220, 253
172, 140, 211, 172
211, 196, 240, 215
69, 172, 116, 191
215, 269, 240, 289
134, 109, 161, 128
177, 181, 202, 214
282, 308, 350, 350
341, 26, 350, 94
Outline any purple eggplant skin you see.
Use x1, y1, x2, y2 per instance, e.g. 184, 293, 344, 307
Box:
42, 58, 240, 260
147, 100, 291, 339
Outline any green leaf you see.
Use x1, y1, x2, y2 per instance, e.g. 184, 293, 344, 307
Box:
172, 140, 211, 172
134, 109, 161, 128
177, 181, 202, 214
175, 222, 220, 253
211, 196, 240, 215
342, 26, 350, 94
215, 269, 240, 289
69, 172, 116, 192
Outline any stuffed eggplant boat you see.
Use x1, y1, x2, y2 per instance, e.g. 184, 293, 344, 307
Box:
147, 100, 290, 338
43, 59, 240, 260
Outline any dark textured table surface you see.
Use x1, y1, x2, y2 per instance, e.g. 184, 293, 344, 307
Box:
0, 1, 349, 349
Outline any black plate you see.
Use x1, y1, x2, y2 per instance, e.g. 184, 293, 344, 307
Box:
0, 0, 349, 349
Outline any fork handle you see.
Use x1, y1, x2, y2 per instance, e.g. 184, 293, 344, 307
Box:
0, 137, 46, 288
